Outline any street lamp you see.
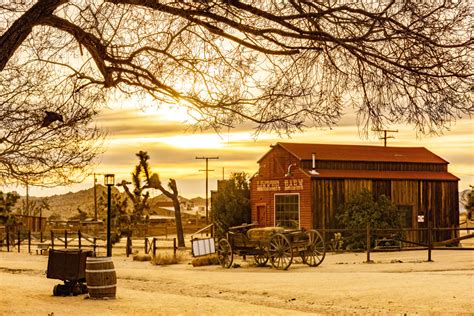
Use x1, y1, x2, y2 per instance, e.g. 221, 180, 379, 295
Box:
104, 174, 115, 257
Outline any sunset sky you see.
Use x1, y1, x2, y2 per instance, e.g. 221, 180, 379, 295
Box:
11, 101, 473, 199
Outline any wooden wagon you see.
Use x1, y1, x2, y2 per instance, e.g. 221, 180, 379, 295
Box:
217, 223, 325, 270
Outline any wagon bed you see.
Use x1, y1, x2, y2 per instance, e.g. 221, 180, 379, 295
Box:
217, 223, 325, 270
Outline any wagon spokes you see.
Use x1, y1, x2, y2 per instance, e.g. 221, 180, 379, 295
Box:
303, 230, 326, 267
268, 233, 293, 270
217, 238, 233, 268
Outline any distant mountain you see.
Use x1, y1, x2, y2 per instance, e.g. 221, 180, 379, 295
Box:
14, 185, 124, 220
12, 186, 205, 220
190, 197, 206, 206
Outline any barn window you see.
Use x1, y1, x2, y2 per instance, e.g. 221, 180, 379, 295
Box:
398, 205, 413, 228
275, 194, 299, 228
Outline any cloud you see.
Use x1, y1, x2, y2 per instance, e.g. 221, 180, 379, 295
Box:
11, 105, 471, 198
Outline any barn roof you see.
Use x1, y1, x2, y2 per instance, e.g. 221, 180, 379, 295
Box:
272, 142, 449, 164
302, 169, 459, 181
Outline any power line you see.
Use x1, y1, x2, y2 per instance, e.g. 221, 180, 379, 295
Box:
373, 129, 398, 147
196, 156, 219, 225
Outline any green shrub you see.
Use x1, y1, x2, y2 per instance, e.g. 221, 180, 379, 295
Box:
336, 189, 403, 250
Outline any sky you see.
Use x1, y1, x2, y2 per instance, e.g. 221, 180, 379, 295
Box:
7, 99, 472, 199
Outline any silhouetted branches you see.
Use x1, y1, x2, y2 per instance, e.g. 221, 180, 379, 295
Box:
0, 0, 472, 141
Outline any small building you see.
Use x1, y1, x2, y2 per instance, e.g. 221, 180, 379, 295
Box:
250, 143, 459, 242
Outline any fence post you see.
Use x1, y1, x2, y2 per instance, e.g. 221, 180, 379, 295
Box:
173, 238, 177, 258
366, 223, 372, 263
28, 230, 31, 254
40, 230, 43, 243
153, 238, 157, 257
51, 231, 54, 250
125, 236, 130, 257
78, 230, 82, 249
93, 237, 97, 254
144, 237, 148, 254
17, 230, 21, 253
427, 220, 433, 262
6, 226, 10, 252
64, 230, 68, 249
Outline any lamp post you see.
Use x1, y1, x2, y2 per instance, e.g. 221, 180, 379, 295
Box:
104, 174, 115, 257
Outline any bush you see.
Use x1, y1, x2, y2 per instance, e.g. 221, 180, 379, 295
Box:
211, 172, 251, 237
336, 189, 403, 250
150, 251, 186, 265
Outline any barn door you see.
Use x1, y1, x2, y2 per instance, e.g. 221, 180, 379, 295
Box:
256, 205, 267, 226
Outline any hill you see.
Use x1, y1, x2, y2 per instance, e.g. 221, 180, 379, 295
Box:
12, 186, 206, 220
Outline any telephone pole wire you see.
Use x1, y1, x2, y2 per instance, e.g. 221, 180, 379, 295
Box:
196, 156, 219, 225
373, 129, 398, 147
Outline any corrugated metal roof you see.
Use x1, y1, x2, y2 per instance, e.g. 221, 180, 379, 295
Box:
276, 142, 448, 164
303, 169, 459, 181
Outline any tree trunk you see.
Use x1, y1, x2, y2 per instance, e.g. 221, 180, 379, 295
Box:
0, 0, 67, 71
173, 198, 185, 248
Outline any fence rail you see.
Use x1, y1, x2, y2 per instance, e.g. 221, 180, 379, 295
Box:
1, 224, 472, 262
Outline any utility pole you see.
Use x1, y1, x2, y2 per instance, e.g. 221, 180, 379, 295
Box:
373, 129, 398, 147
93, 173, 102, 221
196, 156, 219, 225
25, 178, 29, 216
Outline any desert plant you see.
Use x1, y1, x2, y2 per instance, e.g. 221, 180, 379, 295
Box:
137, 151, 186, 248
464, 186, 473, 221
0, 191, 19, 226
330, 232, 344, 253
151, 251, 186, 266
336, 189, 403, 250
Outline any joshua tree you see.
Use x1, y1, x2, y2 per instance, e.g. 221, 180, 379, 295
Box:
136, 151, 186, 248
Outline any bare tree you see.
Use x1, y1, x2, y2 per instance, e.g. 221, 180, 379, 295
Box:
0, 1, 472, 141
136, 151, 185, 248
0, 92, 104, 185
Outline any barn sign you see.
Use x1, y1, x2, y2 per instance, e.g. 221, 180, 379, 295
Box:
256, 179, 304, 191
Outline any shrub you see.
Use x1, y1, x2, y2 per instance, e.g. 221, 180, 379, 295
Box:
211, 172, 251, 237
151, 251, 186, 265
336, 189, 403, 250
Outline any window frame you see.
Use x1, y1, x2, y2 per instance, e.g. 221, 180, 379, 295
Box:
274, 193, 300, 229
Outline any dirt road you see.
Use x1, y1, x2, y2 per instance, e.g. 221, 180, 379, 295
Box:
1, 250, 473, 315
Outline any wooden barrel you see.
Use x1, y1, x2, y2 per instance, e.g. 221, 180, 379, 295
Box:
85, 256, 117, 299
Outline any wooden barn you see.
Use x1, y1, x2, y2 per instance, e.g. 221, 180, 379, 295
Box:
250, 142, 459, 243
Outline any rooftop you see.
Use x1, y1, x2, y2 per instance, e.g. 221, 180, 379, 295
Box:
273, 142, 448, 164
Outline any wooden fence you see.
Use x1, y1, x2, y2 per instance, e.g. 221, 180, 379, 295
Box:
1, 225, 472, 263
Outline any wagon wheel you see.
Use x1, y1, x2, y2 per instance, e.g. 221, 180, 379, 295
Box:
217, 238, 233, 268
254, 246, 269, 267
303, 230, 326, 267
268, 233, 293, 270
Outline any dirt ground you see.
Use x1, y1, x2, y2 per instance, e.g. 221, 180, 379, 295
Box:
0, 248, 473, 316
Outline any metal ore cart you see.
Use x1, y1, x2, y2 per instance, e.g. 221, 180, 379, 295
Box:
217, 223, 325, 270
47, 249, 93, 296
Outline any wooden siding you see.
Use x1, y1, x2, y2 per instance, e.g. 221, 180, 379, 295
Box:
311, 178, 458, 244
372, 180, 391, 199
251, 146, 312, 229
301, 160, 447, 172
391, 180, 419, 243
252, 144, 459, 245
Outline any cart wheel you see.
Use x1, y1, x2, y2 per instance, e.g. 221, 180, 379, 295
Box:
254, 248, 269, 267
80, 283, 88, 294
72, 283, 82, 296
303, 230, 326, 267
268, 233, 293, 270
217, 238, 233, 268
53, 284, 67, 296
53, 284, 60, 296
